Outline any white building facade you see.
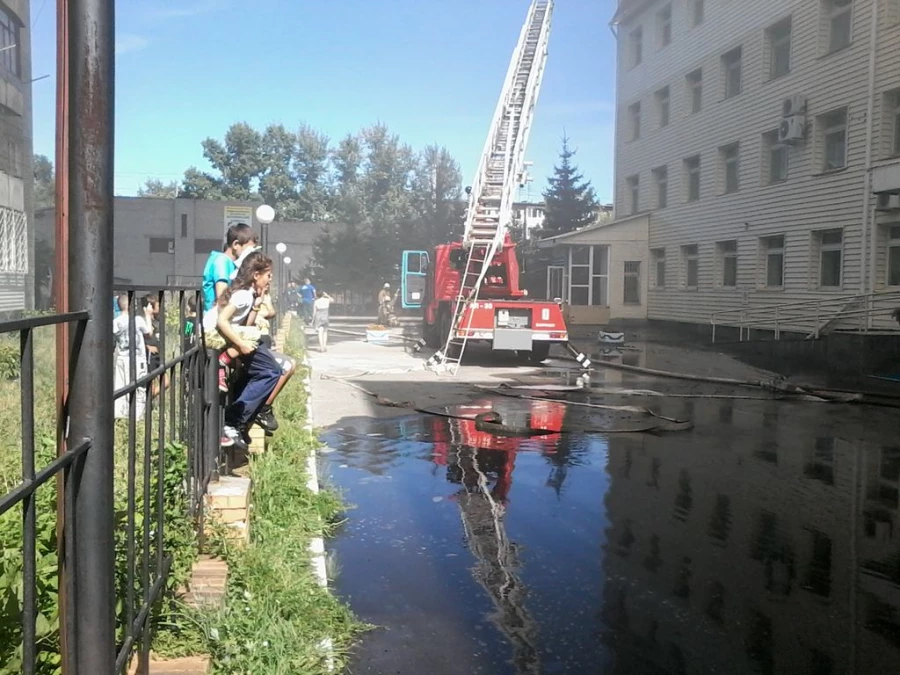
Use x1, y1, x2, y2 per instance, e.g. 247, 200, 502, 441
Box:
612, 0, 900, 330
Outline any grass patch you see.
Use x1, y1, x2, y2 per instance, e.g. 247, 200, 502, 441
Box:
185, 326, 366, 674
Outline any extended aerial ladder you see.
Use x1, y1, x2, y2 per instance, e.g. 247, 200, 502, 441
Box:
432, 0, 553, 374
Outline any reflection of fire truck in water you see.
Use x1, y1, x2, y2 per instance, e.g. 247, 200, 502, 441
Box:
430, 396, 565, 504
423, 396, 567, 673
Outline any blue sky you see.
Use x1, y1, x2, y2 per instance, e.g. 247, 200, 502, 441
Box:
31, 0, 618, 202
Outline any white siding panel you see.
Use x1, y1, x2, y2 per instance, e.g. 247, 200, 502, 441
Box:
614, 0, 900, 324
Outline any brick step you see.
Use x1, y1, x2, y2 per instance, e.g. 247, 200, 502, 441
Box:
179, 555, 228, 610
129, 655, 210, 675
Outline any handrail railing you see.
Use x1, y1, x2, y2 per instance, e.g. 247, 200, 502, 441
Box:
0, 285, 224, 674
710, 289, 900, 342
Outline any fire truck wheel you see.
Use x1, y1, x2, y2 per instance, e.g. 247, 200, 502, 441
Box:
528, 342, 550, 363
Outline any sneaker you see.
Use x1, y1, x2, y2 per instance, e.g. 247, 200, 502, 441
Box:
217, 365, 229, 393
223, 425, 249, 453
220, 434, 235, 448
255, 404, 279, 433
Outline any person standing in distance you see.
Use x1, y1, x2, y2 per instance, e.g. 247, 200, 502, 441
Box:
299, 277, 316, 326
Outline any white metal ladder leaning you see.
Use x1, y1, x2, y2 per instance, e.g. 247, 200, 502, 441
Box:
430, 0, 553, 376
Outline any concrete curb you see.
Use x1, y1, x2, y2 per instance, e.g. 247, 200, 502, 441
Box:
301, 347, 336, 671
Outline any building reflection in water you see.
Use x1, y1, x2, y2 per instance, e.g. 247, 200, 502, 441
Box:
601, 398, 900, 674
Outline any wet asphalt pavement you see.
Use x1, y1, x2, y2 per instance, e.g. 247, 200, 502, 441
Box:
321, 375, 900, 674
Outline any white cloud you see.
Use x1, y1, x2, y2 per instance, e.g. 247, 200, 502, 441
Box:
116, 34, 150, 55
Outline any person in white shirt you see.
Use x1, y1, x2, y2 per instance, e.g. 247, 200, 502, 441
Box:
112, 293, 151, 420
313, 290, 333, 352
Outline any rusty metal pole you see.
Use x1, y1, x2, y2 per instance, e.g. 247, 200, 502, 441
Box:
67, 0, 116, 672
53, 0, 70, 670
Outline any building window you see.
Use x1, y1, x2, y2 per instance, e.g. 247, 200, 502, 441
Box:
887, 225, 900, 286
684, 155, 701, 202
823, 0, 852, 54
722, 47, 743, 99
686, 69, 703, 114
0, 205, 27, 272
692, 0, 705, 27
655, 86, 670, 128
886, 89, 900, 156
820, 108, 848, 171
630, 26, 643, 67
150, 237, 175, 254
761, 235, 785, 288
568, 245, 608, 305
653, 165, 668, 209
814, 229, 843, 288
194, 238, 222, 254
767, 17, 792, 79
624, 261, 641, 305
0, 9, 20, 78
763, 130, 789, 184
592, 245, 609, 306
180, 213, 188, 238
657, 4, 672, 48
682, 245, 699, 288
652, 248, 666, 288
717, 240, 738, 287
626, 175, 640, 214
720, 143, 740, 194
628, 101, 641, 140
569, 246, 590, 305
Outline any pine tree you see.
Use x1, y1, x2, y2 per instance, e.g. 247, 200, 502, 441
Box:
541, 135, 599, 237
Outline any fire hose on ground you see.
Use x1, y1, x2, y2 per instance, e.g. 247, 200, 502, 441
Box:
319, 374, 693, 435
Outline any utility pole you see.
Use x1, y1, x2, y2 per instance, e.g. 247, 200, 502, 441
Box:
67, 0, 116, 672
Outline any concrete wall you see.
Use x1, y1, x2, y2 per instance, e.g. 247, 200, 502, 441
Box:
613, 0, 900, 327
35, 197, 343, 289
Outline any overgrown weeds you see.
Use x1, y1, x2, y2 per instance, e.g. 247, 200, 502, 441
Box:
165, 328, 365, 673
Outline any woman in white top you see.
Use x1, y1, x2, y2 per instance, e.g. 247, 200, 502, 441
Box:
313, 290, 333, 352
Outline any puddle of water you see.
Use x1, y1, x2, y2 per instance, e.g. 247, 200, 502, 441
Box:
322, 395, 900, 674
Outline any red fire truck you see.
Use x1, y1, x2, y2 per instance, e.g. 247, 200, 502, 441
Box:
401, 238, 568, 363
400, 1, 567, 369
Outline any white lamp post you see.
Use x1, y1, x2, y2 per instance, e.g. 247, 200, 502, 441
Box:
256, 204, 275, 257
283, 256, 292, 285
275, 242, 287, 303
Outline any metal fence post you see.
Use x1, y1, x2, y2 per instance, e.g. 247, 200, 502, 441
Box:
205, 349, 222, 481
67, 0, 116, 671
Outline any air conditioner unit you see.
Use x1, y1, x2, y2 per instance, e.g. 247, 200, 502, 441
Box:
778, 115, 806, 144
876, 193, 900, 211
782, 95, 807, 117
167, 240, 175, 254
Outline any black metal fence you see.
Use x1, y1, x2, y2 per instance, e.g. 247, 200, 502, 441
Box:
0, 285, 224, 674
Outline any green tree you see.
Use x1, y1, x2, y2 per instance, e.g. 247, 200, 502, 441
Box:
181, 122, 264, 201
34, 154, 54, 209
541, 134, 599, 237
137, 178, 179, 198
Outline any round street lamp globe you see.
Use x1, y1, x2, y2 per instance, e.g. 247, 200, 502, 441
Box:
256, 204, 275, 224
275, 242, 287, 255
283, 257, 292, 265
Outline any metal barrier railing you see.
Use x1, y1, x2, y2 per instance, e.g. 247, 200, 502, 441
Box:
0, 285, 224, 675
109, 285, 222, 674
0, 310, 91, 675
710, 290, 900, 342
